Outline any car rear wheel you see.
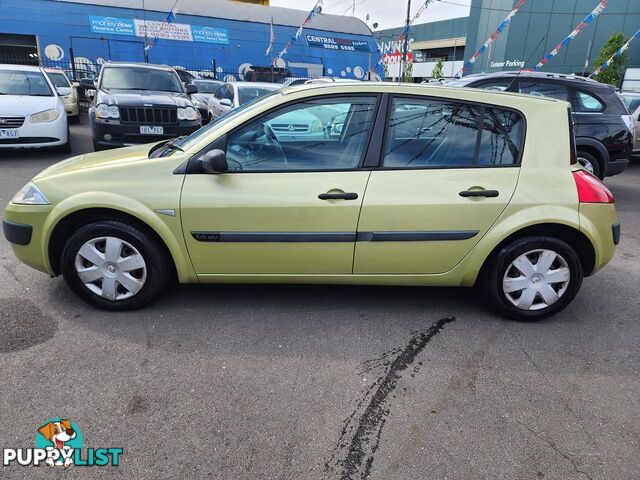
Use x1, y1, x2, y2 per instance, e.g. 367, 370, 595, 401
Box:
60, 221, 170, 310
479, 236, 583, 321
577, 151, 601, 179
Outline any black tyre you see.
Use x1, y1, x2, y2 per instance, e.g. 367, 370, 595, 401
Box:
479, 236, 583, 321
577, 150, 601, 179
60, 221, 171, 310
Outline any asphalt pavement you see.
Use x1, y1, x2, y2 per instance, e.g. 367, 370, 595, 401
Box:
1, 116, 639, 479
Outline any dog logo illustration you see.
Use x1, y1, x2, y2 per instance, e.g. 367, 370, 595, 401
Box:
35, 419, 82, 467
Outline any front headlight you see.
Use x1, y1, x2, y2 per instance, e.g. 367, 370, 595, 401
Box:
95, 104, 120, 119
177, 106, 199, 121
11, 182, 50, 205
30, 108, 60, 123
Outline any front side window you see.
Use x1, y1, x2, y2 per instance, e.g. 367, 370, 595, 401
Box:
100, 67, 183, 93
519, 81, 569, 101
383, 97, 524, 168
225, 96, 378, 171
0, 70, 53, 96
574, 90, 605, 113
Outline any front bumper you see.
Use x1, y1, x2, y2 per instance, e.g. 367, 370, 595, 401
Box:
3, 203, 53, 275
92, 118, 200, 149
2, 219, 32, 245
0, 114, 67, 149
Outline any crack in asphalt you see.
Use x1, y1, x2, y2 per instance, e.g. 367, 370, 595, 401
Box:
325, 317, 456, 480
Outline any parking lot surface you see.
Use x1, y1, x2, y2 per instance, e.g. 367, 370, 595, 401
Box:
1, 117, 639, 479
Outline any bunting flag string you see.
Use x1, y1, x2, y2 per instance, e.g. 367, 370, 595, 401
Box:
376, 0, 436, 69
534, 0, 606, 71
274, 0, 323, 63
589, 28, 640, 78
458, 0, 526, 75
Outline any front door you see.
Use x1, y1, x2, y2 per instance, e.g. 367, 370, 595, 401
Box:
180, 95, 379, 275
355, 95, 524, 274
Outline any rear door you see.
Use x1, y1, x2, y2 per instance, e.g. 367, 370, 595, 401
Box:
354, 95, 524, 274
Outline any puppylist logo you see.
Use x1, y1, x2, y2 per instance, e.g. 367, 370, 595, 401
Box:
3, 419, 123, 468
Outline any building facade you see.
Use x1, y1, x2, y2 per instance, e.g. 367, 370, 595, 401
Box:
376, 0, 640, 80
0, 0, 382, 81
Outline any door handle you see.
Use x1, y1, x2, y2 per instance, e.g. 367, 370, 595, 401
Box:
318, 192, 359, 201
459, 190, 499, 198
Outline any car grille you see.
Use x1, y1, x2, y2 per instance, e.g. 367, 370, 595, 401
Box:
119, 107, 178, 125
0, 117, 25, 128
270, 123, 310, 133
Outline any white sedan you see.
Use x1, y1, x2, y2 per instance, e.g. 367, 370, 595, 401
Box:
207, 82, 280, 121
0, 64, 69, 152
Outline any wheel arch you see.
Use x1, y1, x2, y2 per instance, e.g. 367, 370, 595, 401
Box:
575, 137, 609, 174
476, 223, 596, 286
47, 207, 194, 283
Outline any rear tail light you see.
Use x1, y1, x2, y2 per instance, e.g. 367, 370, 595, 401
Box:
573, 170, 615, 204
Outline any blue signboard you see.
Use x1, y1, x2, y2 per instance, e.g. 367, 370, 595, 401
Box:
306, 35, 370, 52
192, 26, 230, 44
89, 16, 135, 36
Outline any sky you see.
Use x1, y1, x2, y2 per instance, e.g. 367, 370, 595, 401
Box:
269, 0, 472, 31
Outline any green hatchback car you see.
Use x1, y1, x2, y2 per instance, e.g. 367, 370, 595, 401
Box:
3, 83, 619, 320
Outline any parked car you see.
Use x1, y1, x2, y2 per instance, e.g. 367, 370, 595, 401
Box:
279, 77, 311, 87
189, 79, 224, 123
447, 71, 634, 178
3, 84, 619, 321
0, 64, 70, 152
207, 82, 279, 121
244, 66, 291, 83
84, 62, 201, 150
619, 91, 640, 156
44, 68, 80, 123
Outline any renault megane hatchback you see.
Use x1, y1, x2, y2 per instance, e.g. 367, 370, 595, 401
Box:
3, 83, 619, 321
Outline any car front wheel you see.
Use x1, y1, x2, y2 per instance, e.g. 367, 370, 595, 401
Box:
480, 236, 584, 321
60, 220, 170, 310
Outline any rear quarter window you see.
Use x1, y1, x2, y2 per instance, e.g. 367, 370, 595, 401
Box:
573, 90, 605, 113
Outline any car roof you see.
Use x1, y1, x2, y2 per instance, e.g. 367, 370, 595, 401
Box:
459, 70, 604, 86
101, 61, 175, 71
0, 63, 44, 72
234, 82, 280, 89
280, 82, 569, 106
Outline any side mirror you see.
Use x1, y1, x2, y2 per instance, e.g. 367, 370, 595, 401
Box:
220, 98, 233, 108
201, 149, 228, 173
72, 81, 80, 88
79, 78, 96, 90
186, 84, 198, 94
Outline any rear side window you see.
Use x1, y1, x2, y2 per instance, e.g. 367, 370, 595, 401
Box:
383, 97, 524, 168
574, 90, 605, 113
519, 81, 569, 101
475, 79, 512, 92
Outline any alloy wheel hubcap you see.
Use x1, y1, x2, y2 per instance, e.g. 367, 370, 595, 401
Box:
74, 237, 147, 301
502, 249, 571, 311
577, 157, 595, 175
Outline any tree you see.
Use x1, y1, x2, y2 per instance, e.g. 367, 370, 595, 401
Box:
592, 32, 630, 87
432, 58, 444, 80
404, 61, 414, 83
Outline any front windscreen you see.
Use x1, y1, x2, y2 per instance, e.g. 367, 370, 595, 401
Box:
0, 70, 53, 96
101, 67, 184, 93
194, 80, 222, 94
47, 72, 71, 88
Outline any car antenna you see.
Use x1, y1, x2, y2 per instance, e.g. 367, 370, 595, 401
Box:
505, 35, 546, 92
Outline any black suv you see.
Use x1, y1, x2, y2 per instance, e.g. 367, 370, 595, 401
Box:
84, 63, 201, 150
447, 72, 634, 178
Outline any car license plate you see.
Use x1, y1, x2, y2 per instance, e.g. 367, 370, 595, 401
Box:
140, 126, 163, 135
0, 129, 19, 139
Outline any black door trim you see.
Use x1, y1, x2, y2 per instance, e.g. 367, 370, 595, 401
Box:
191, 230, 479, 243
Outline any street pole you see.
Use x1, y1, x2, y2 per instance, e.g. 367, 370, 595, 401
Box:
401, 0, 412, 82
